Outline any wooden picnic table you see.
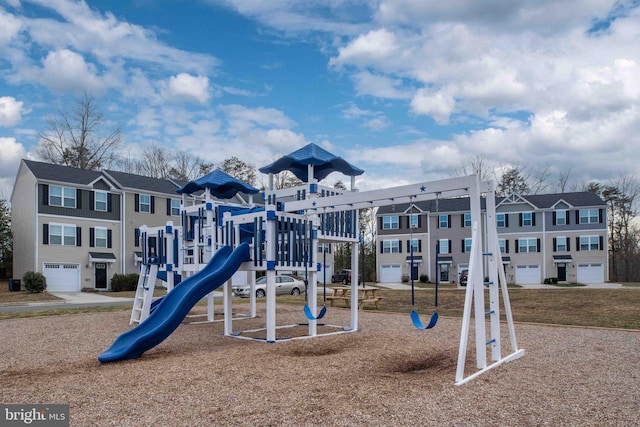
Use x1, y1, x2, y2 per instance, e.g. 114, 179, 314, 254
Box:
325, 286, 384, 309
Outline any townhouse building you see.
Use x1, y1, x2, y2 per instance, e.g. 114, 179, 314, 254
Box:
376, 191, 608, 285
11, 160, 186, 292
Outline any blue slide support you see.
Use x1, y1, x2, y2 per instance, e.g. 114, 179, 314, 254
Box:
99, 243, 251, 363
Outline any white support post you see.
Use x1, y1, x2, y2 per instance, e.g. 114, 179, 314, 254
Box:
223, 278, 233, 335
307, 224, 318, 336
249, 269, 257, 318
469, 177, 487, 370
265, 210, 277, 343
485, 185, 501, 361
350, 240, 359, 331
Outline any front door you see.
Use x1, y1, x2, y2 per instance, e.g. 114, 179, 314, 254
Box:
557, 263, 567, 282
411, 264, 419, 281
95, 263, 107, 289
439, 264, 450, 282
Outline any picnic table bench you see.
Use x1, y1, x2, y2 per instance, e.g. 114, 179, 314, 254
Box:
326, 286, 384, 309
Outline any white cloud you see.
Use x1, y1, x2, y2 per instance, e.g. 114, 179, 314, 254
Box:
0, 96, 25, 126
0, 136, 27, 195
411, 88, 456, 124
352, 71, 412, 99
330, 29, 400, 69
39, 49, 105, 94
161, 73, 211, 104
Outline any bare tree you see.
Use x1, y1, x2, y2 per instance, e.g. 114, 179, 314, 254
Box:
136, 143, 172, 179
218, 157, 257, 185
170, 151, 213, 181
451, 154, 493, 181
38, 93, 121, 170
557, 167, 573, 193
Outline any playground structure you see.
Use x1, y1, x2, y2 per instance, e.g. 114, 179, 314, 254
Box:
101, 143, 524, 385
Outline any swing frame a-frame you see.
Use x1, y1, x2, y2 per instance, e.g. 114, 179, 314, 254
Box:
285, 174, 525, 385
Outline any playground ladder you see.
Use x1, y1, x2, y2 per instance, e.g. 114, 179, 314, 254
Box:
130, 263, 159, 324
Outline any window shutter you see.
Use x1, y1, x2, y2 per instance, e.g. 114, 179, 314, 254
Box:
575, 210, 580, 224
515, 239, 519, 253
107, 193, 113, 212
167, 199, 171, 216
599, 236, 604, 250
519, 213, 523, 227
576, 237, 580, 251
537, 239, 541, 252
90, 228, 95, 247
461, 214, 465, 227
406, 240, 410, 253
505, 213, 509, 228
505, 240, 509, 253
107, 230, 112, 248
599, 209, 604, 223
447, 215, 452, 228
532, 212, 536, 226
150, 196, 155, 213
418, 215, 422, 228
380, 242, 383, 253
134, 228, 140, 247
42, 185, 49, 206
567, 239, 570, 251
76, 189, 82, 209
553, 238, 557, 251
448, 239, 452, 253
418, 240, 422, 252
552, 212, 556, 225
565, 210, 570, 225
399, 242, 402, 253
43, 224, 49, 244
379, 220, 383, 230
76, 227, 82, 246
89, 191, 95, 211
135, 194, 139, 212
461, 239, 465, 253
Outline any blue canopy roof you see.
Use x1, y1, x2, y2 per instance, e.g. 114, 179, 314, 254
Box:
259, 143, 364, 182
176, 169, 259, 198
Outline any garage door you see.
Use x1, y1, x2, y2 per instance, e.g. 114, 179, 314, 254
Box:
577, 263, 603, 284
43, 263, 81, 292
515, 265, 540, 285
380, 264, 402, 282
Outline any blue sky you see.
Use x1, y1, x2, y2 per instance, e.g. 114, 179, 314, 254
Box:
1, 0, 640, 197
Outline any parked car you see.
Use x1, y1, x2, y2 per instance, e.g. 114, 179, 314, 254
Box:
232, 275, 305, 298
331, 269, 362, 285
459, 269, 468, 287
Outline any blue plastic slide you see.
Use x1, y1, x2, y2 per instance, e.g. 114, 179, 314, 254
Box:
99, 243, 250, 363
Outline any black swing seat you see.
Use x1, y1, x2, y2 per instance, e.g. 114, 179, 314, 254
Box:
411, 309, 438, 330
303, 304, 327, 320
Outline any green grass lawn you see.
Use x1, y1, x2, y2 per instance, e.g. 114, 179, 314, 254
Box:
1, 280, 639, 329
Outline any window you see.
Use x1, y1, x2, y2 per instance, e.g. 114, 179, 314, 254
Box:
50, 185, 76, 208
439, 214, 449, 229
464, 238, 472, 253
318, 243, 331, 253
94, 227, 108, 248
438, 239, 449, 254
555, 237, 568, 252
95, 191, 108, 211
580, 236, 600, 251
463, 213, 471, 227
409, 214, 419, 229
555, 210, 566, 225
496, 213, 506, 228
382, 215, 399, 230
409, 238, 420, 253
522, 212, 533, 227
170, 199, 180, 216
382, 240, 400, 253
499, 239, 507, 254
579, 209, 599, 224
139, 194, 151, 213
518, 238, 538, 253
49, 224, 77, 246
